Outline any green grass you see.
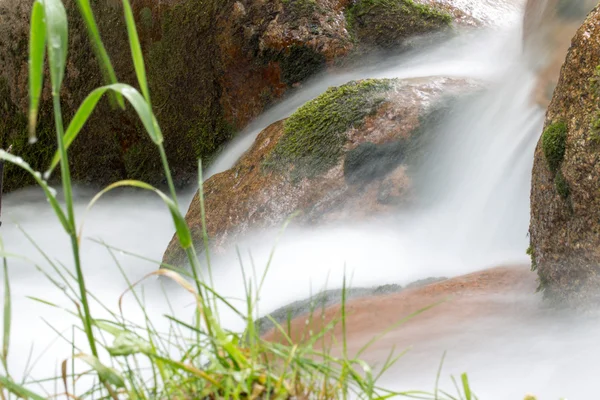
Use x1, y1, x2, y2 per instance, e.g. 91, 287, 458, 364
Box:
541, 121, 567, 174
0, 0, 545, 398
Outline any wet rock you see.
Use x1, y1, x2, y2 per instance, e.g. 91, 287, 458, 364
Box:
2, 0, 493, 192
162, 77, 480, 266
255, 276, 447, 335
529, 5, 600, 308
343, 140, 406, 184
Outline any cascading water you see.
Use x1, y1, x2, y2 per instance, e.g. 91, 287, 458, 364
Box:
2, 5, 598, 397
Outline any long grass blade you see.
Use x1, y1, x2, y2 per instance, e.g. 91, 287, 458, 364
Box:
0, 375, 45, 400
28, 0, 46, 141
461, 373, 472, 400
45, 84, 163, 178
84, 180, 190, 248
73, 0, 124, 108
42, 0, 68, 91
75, 353, 125, 388
0, 239, 10, 376
121, 0, 150, 103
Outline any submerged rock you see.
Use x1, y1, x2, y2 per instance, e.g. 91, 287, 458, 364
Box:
162, 77, 480, 266
255, 276, 448, 335
529, 5, 600, 308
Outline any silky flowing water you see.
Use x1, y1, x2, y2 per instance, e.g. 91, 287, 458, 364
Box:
2, 6, 598, 398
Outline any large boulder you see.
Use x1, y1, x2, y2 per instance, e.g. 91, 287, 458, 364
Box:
1, 0, 474, 193
529, 5, 600, 307
522, 0, 597, 107
163, 77, 480, 266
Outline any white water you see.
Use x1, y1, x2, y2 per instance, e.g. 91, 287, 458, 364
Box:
2, 9, 598, 398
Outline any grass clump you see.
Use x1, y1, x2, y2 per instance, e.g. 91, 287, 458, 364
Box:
346, 0, 452, 49
541, 121, 567, 174
266, 79, 392, 178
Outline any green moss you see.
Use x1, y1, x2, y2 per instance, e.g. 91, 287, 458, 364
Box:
346, 0, 452, 50
526, 245, 537, 272
139, 7, 153, 30
541, 121, 567, 174
266, 79, 393, 178
554, 169, 570, 199
279, 45, 326, 86
590, 66, 600, 142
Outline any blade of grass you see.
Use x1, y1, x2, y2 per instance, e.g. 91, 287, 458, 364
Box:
75, 353, 125, 389
43, 0, 68, 92
0, 238, 10, 377
0, 375, 46, 400
435, 351, 447, 400
45, 84, 163, 178
461, 373, 472, 400
73, 0, 124, 108
28, 0, 46, 141
121, 0, 150, 103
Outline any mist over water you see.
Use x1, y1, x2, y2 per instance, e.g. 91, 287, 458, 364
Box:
2, 11, 599, 398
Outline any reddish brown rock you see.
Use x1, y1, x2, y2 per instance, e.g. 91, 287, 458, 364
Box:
263, 265, 538, 359
1, 0, 474, 193
529, 5, 600, 307
163, 77, 480, 266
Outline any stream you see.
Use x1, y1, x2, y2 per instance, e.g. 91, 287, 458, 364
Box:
2, 5, 598, 398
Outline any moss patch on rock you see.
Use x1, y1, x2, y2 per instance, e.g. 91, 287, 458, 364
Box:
265, 79, 392, 178
346, 0, 452, 49
554, 169, 570, 199
541, 121, 567, 173
526, 245, 537, 272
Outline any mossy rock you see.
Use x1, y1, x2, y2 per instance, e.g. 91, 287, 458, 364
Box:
541, 121, 567, 173
265, 79, 393, 179
146, 0, 234, 181
281, 0, 322, 20
346, 0, 453, 50
278, 45, 327, 86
